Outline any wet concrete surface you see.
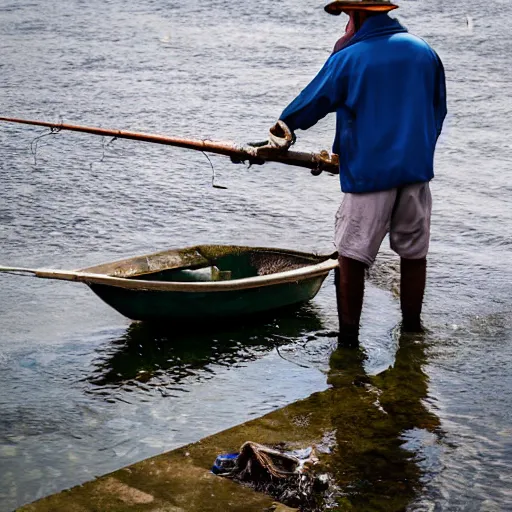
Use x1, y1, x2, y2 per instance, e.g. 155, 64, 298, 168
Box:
18, 328, 436, 512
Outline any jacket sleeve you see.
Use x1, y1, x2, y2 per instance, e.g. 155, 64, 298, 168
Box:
434, 53, 447, 139
279, 54, 347, 132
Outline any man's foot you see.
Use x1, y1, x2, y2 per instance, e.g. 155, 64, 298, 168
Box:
401, 319, 425, 334
338, 324, 360, 348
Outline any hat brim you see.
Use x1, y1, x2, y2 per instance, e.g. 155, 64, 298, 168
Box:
325, 2, 398, 15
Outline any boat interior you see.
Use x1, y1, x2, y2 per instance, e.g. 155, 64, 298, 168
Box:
81, 245, 330, 283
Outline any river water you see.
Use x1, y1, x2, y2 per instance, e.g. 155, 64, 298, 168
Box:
0, 0, 511, 510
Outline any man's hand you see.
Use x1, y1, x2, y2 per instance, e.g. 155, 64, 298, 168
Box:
311, 150, 339, 176
268, 120, 295, 150
247, 120, 295, 156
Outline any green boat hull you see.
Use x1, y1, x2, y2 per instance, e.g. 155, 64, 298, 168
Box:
68, 245, 339, 323
89, 274, 327, 322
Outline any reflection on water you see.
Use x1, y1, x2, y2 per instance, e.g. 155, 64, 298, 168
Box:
0, 304, 332, 511
324, 330, 441, 511
86, 305, 325, 399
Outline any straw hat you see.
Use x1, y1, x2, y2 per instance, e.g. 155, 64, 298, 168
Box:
325, 0, 398, 15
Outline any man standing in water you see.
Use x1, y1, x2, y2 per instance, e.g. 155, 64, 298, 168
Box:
273, 0, 447, 345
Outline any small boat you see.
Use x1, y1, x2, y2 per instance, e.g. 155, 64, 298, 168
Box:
1, 245, 338, 322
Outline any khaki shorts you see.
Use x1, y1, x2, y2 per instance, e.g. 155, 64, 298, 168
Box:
334, 182, 432, 266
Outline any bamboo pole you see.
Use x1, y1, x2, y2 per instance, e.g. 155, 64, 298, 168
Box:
0, 117, 339, 174
0, 266, 37, 274
0, 259, 339, 291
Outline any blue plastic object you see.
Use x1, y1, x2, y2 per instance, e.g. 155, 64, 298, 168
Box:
211, 453, 239, 475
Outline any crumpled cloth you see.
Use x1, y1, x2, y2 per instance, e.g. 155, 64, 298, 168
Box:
233, 442, 301, 480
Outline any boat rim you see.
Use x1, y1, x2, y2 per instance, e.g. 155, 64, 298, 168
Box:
33, 257, 338, 292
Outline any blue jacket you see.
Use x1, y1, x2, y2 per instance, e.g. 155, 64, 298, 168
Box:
280, 14, 447, 194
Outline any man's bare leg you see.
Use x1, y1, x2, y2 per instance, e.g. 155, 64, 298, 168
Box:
400, 257, 427, 332
335, 256, 367, 346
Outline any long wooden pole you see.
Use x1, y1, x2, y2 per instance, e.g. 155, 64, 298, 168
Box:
0, 117, 339, 174
0, 258, 338, 291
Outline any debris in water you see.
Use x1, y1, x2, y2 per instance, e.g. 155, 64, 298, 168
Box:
212, 440, 339, 511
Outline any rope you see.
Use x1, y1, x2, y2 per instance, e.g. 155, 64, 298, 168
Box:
30, 126, 62, 165
201, 151, 228, 189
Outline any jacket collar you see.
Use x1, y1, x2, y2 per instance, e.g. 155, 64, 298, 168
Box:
340, 14, 408, 52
